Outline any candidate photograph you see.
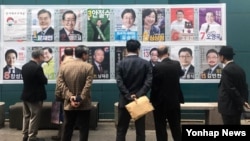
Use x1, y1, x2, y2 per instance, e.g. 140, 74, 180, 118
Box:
31, 9, 54, 42
87, 8, 110, 42
114, 8, 138, 41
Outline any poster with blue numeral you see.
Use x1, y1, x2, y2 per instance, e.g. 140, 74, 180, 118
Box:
199, 8, 222, 41
114, 8, 138, 41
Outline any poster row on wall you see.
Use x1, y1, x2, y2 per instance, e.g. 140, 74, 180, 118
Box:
1, 4, 226, 43
1, 45, 223, 82
0, 4, 226, 83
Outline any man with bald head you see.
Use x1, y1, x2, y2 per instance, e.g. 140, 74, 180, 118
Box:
150, 45, 184, 141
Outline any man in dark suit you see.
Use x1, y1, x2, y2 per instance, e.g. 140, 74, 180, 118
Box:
33, 9, 54, 42
116, 39, 152, 141
150, 45, 184, 141
21, 49, 48, 141
59, 10, 82, 42
178, 47, 195, 79
218, 46, 250, 125
3, 49, 22, 80
201, 48, 222, 79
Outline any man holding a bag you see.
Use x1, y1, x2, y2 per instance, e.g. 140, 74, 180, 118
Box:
115, 39, 152, 141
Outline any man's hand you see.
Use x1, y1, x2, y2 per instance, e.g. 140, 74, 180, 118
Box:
70, 96, 80, 108
131, 94, 136, 100
244, 102, 250, 109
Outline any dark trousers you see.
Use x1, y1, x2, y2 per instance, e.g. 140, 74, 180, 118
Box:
221, 113, 241, 125
153, 104, 182, 141
116, 107, 145, 141
62, 110, 90, 141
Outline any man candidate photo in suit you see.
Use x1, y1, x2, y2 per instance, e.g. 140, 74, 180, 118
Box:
34, 9, 54, 42
178, 47, 195, 79
59, 10, 82, 42
201, 48, 222, 79
3, 49, 22, 80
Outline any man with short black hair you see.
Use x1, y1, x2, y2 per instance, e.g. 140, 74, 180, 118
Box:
116, 39, 152, 141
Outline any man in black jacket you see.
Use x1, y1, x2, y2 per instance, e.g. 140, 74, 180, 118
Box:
116, 39, 152, 141
21, 49, 48, 141
150, 45, 184, 141
218, 46, 250, 124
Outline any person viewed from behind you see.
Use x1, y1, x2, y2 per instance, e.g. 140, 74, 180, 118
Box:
149, 47, 159, 67
21, 49, 48, 141
218, 46, 250, 125
116, 39, 152, 141
61, 47, 74, 65
56, 45, 94, 141
51, 47, 74, 141
150, 45, 184, 141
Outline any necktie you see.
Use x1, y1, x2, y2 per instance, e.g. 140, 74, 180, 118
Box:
10, 69, 14, 74
182, 69, 186, 78
41, 31, 45, 41
208, 69, 212, 74
99, 64, 103, 73
206, 24, 210, 33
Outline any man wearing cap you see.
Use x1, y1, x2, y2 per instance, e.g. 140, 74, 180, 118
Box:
218, 46, 250, 125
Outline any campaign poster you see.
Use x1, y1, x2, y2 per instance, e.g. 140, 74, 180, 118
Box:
31, 9, 55, 42
3, 9, 27, 41
142, 8, 165, 42
199, 8, 222, 41
2, 46, 26, 80
170, 46, 195, 79
199, 46, 222, 79
114, 8, 138, 41
87, 8, 110, 42
59, 9, 83, 42
170, 8, 194, 41
88, 46, 110, 79
30, 46, 58, 80
114, 46, 126, 78
140, 46, 158, 61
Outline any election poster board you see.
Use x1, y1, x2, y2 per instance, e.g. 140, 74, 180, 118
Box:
0, 4, 226, 83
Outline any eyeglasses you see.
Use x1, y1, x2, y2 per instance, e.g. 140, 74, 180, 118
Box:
64, 19, 76, 23
179, 56, 191, 59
